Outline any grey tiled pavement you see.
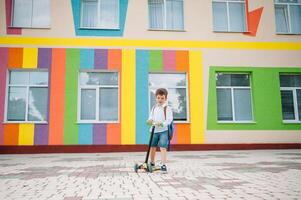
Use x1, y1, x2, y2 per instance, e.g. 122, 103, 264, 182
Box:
0, 149, 301, 200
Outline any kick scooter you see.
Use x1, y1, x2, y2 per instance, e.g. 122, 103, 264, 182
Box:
134, 125, 155, 173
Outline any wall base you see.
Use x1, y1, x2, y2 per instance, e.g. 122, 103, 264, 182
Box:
0, 143, 301, 154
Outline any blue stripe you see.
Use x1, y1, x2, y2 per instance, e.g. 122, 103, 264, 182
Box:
79, 49, 94, 144
136, 50, 150, 144
79, 124, 93, 145
80, 49, 94, 69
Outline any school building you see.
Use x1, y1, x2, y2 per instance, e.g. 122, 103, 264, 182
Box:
0, 0, 301, 153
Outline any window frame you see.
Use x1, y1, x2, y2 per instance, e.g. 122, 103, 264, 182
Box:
212, 0, 248, 33
77, 70, 120, 123
80, 0, 120, 30
4, 69, 49, 124
216, 72, 255, 123
148, 72, 190, 123
11, 0, 51, 29
280, 74, 301, 123
274, 0, 301, 34
148, 0, 185, 31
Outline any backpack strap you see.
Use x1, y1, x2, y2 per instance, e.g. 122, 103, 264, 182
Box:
164, 106, 167, 120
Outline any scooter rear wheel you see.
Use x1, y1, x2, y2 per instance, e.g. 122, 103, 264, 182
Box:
147, 163, 153, 173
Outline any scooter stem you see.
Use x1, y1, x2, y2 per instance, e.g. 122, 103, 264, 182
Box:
145, 126, 155, 164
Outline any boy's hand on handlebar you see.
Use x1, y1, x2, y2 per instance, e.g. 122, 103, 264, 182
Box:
146, 120, 163, 127
146, 119, 153, 125
156, 122, 164, 127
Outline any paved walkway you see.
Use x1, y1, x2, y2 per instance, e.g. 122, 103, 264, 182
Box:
0, 149, 301, 200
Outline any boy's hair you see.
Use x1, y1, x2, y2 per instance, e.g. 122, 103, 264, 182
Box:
155, 88, 168, 98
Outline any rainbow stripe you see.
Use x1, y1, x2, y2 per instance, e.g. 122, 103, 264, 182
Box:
0, 47, 204, 146
135, 50, 204, 144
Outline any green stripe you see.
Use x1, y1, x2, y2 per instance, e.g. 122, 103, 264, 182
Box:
64, 49, 79, 144
149, 50, 162, 72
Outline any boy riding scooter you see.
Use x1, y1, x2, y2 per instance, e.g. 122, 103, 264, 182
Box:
146, 88, 173, 173
134, 88, 173, 173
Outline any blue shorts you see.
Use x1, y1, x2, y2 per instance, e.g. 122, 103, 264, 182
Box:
150, 130, 168, 149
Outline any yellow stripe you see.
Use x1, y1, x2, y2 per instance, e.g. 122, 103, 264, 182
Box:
18, 124, 35, 145
189, 51, 205, 144
22, 48, 38, 68
121, 49, 136, 144
1, 37, 301, 50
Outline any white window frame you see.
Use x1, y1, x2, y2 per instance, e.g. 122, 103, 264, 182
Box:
77, 70, 120, 123
281, 88, 301, 123
274, 0, 301, 34
148, 0, 185, 31
148, 72, 189, 123
212, 0, 248, 33
280, 74, 301, 123
80, 0, 120, 30
4, 69, 49, 124
216, 73, 254, 123
11, 0, 51, 28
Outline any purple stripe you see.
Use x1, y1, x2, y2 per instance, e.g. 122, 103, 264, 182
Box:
93, 124, 106, 144
38, 48, 52, 69
0, 48, 8, 145
47, 49, 52, 121
37, 48, 51, 145
34, 124, 48, 145
94, 49, 108, 69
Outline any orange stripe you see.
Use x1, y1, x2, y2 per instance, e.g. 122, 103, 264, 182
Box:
108, 49, 122, 69
107, 49, 122, 144
3, 124, 19, 145
8, 48, 23, 68
48, 49, 66, 145
176, 51, 190, 144
107, 124, 121, 144
176, 51, 189, 72
176, 124, 191, 144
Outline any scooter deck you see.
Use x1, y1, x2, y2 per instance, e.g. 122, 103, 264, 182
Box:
151, 165, 167, 173
134, 163, 153, 173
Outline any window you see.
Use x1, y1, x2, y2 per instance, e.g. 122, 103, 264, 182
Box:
81, 0, 119, 29
12, 0, 50, 28
148, 0, 184, 30
274, 0, 301, 34
78, 72, 119, 122
216, 73, 253, 122
212, 0, 247, 32
149, 73, 188, 121
6, 71, 48, 122
280, 74, 301, 122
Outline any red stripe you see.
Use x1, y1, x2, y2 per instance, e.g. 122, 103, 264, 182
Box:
0, 48, 8, 145
5, 0, 22, 35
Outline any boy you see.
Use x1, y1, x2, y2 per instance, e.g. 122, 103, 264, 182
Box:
147, 88, 173, 173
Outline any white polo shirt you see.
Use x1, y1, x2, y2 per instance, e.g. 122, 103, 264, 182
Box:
148, 102, 173, 133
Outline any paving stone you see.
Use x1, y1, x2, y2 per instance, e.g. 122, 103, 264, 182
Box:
0, 150, 301, 199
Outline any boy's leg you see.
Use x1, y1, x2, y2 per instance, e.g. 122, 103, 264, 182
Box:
158, 131, 168, 165
160, 147, 167, 165
150, 147, 156, 164
149, 132, 159, 164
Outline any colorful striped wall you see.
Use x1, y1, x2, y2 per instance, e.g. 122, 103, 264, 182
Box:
0, 47, 205, 146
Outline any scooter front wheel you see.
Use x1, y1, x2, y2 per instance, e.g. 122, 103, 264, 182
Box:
134, 163, 139, 173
